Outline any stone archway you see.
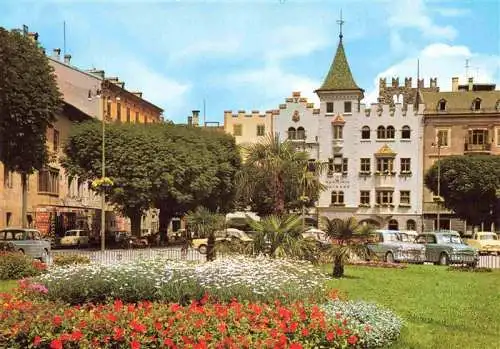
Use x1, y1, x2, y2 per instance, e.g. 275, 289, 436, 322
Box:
388, 219, 399, 230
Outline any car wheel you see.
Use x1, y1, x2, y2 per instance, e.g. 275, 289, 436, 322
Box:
385, 251, 395, 263
198, 245, 207, 254
40, 249, 49, 263
439, 253, 449, 266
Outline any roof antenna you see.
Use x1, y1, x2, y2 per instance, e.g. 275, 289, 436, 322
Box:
63, 21, 66, 56
415, 58, 420, 108
203, 99, 206, 127
337, 9, 345, 41
465, 59, 470, 79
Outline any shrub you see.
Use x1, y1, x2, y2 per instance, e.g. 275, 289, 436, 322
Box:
52, 254, 91, 267
447, 265, 492, 273
0, 252, 45, 280
34, 256, 326, 304
322, 300, 403, 348
0, 295, 364, 349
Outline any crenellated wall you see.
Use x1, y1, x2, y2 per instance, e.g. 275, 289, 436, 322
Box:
378, 77, 439, 107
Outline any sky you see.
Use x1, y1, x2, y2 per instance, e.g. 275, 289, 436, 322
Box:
1, 0, 499, 123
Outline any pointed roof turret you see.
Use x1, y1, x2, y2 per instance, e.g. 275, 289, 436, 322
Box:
316, 11, 363, 94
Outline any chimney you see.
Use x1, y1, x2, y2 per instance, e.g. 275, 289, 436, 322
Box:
192, 110, 200, 127
468, 77, 474, 91
451, 77, 459, 92
187, 116, 193, 126
63, 54, 72, 65
52, 48, 61, 61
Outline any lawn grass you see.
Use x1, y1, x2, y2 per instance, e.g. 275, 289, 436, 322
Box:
325, 265, 500, 349
0, 280, 17, 293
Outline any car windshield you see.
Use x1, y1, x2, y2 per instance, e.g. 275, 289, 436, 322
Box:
479, 234, 497, 240
3, 231, 25, 240
439, 234, 463, 244
384, 233, 400, 242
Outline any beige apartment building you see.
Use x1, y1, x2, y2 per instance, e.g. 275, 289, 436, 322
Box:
0, 27, 163, 236
223, 109, 276, 146
420, 77, 500, 232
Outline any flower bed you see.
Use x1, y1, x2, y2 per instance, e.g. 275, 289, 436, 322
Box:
0, 295, 364, 349
0, 252, 47, 280
322, 300, 403, 348
34, 256, 326, 304
347, 260, 407, 269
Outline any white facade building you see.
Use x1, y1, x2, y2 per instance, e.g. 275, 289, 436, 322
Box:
274, 91, 320, 160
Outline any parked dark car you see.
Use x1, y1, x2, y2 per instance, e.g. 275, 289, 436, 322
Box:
416, 232, 478, 266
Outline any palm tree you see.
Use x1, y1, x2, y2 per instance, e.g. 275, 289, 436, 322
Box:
240, 133, 308, 215
247, 214, 317, 261
186, 207, 225, 261
321, 217, 373, 278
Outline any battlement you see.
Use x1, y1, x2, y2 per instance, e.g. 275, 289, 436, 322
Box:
360, 102, 422, 117
224, 110, 275, 118
282, 91, 317, 109
379, 77, 439, 89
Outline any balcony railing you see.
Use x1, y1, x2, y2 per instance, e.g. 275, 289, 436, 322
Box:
464, 143, 491, 153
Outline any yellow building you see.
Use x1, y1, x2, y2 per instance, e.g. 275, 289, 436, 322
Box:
420, 77, 500, 232
223, 109, 276, 147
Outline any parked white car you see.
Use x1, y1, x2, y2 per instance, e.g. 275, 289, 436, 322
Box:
60, 229, 90, 248
0, 228, 51, 262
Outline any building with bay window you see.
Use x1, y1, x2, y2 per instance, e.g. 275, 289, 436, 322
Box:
420, 77, 500, 232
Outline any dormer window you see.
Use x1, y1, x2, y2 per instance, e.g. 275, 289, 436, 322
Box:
473, 98, 481, 111
438, 99, 446, 111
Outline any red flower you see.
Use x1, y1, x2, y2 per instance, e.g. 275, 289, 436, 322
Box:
50, 339, 63, 349
290, 343, 303, 349
130, 340, 141, 349
217, 322, 227, 333
347, 335, 358, 345
336, 327, 344, 336
130, 320, 147, 333
164, 338, 175, 347
154, 321, 162, 330
113, 327, 125, 340
52, 315, 62, 326
301, 328, 309, 337
71, 330, 83, 341
326, 331, 335, 341
114, 299, 123, 312
107, 313, 118, 322
33, 336, 42, 346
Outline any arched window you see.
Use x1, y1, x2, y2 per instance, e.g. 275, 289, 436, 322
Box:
438, 99, 446, 111
388, 219, 399, 231
472, 98, 481, 111
401, 125, 411, 139
406, 219, 416, 231
288, 127, 296, 140
386, 126, 395, 139
297, 127, 305, 140
377, 126, 386, 139
361, 126, 370, 139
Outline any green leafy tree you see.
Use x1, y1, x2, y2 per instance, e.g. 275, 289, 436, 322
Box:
63, 121, 170, 235
64, 122, 241, 236
154, 126, 241, 231
238, 134, 323, 216
186, 206, 225, 261
321, 217, 373, 278
424, 155, 500, 227
0, 28, 61, 227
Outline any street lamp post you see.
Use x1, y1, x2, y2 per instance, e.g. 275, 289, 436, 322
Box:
101, 109, 106, 252
432, 141, 442, 231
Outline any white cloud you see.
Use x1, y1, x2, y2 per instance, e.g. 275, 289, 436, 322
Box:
433, 7, 470, 17
117, 60, 191, 118
387, 0, 457, 52
169, 39, 241, 63
226, 63, 321, 109
363, 43, 500, 104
